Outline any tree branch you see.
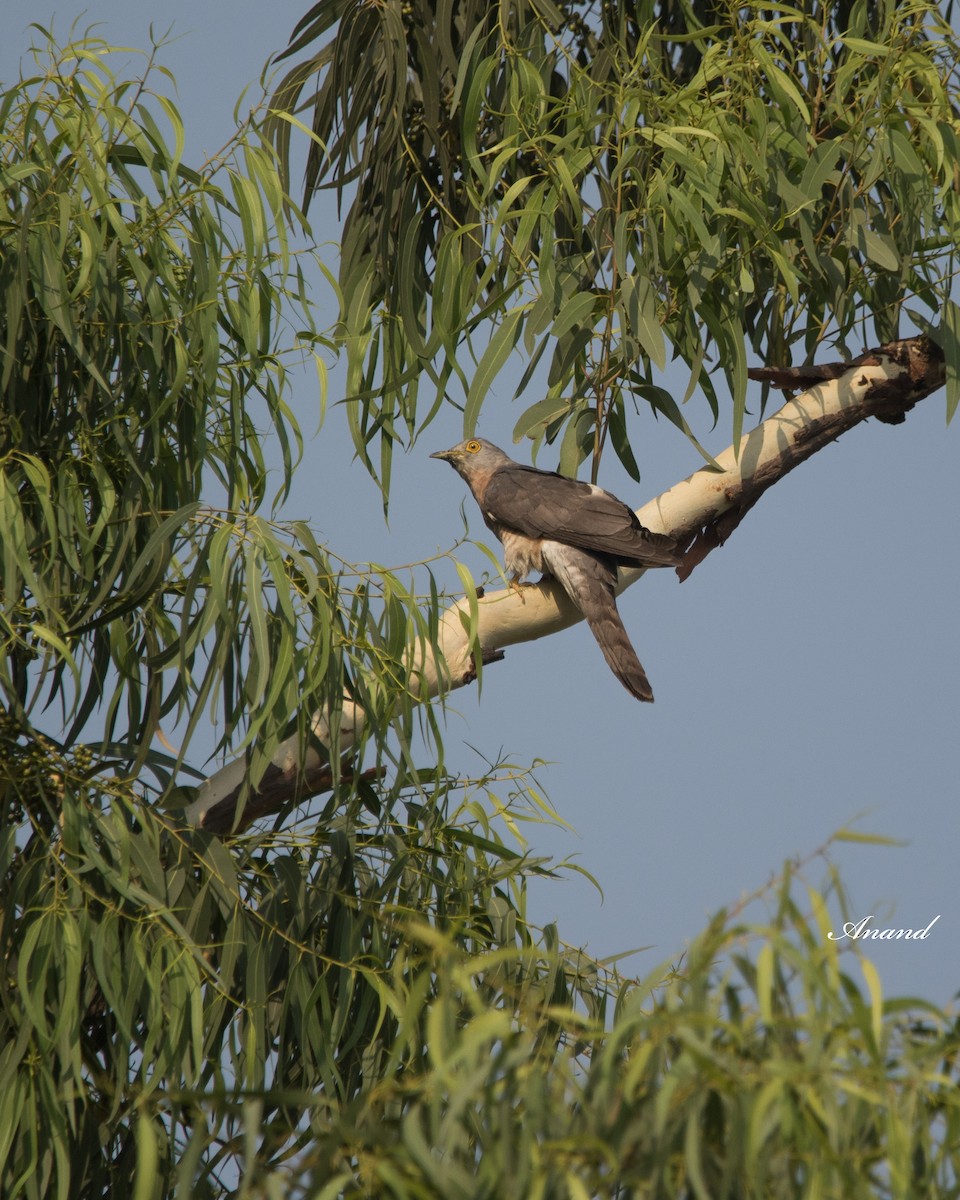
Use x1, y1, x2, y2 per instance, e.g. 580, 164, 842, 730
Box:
186, 336, 944, 833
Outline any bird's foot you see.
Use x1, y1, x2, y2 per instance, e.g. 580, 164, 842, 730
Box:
508, 574, 536, 598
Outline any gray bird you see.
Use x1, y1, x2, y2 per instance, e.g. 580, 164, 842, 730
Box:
431, 438, 681, 701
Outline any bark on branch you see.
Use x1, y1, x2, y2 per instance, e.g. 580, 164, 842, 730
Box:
186, 336, 945, 834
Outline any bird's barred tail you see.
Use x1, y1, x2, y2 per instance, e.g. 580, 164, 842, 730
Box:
584, 604, 655, 702
541, 543, 656, 702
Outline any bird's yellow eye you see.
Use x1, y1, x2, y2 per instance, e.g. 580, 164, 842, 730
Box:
465, 439, 481, 453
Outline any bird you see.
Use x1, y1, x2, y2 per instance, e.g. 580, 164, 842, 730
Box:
431, 438, 681, 701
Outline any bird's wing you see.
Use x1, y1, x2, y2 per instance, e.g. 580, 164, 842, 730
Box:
483, 465, 680, 567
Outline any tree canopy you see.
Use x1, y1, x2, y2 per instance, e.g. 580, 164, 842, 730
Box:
271, 0, 960, 484
2, 7, 959, 1198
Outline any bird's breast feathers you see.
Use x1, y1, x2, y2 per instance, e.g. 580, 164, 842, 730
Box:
497, 527, 546, 579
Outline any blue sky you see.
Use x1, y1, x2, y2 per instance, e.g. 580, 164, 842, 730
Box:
4, 3, 958, 1006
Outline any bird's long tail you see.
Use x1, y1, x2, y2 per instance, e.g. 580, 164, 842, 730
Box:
541, 545, 655, 702
583, 597, 654, 702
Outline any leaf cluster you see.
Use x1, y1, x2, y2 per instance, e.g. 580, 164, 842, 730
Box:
4, 736, 958, 1199
3, 27, 959, 1200
0, 35, 452, 792
0, 734, 603, 1199
293, 872, 960, 1199
271, 0, 960, 483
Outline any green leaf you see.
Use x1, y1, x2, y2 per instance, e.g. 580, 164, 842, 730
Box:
798, 139, 841, 204
856, 227, 900, 272
621, 275, 666, 371
833, 828, 907, 847
464, 307, 525, 436
549, 290, 597, 343
511, 395, 574, 443
132, 1112, 160, 1200
860, 958, 885, 1051
755, 941, 775, 1025
608, 396, 641, 482
633, 382, 721, 469
939, 300, 960, 424
840, 36, 890, 57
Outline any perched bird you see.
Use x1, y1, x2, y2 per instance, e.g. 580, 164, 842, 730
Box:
431, 438, 680, 701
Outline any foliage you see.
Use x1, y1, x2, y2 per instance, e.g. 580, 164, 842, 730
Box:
0, 37, 602, 1200
271, 0, 960, 483
0, 33, 449, 791
288, 865, 960, 1199
2, 707, 595, 1198
5, 736, 959, 1200
2, 20, 959, 1200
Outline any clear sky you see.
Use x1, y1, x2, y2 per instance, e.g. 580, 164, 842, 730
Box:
4, 3, 958, 1006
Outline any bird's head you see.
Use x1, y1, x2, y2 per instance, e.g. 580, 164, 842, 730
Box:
430, 438, 512, 479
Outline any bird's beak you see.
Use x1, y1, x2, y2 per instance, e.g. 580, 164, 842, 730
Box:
430, 448, 457, 462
